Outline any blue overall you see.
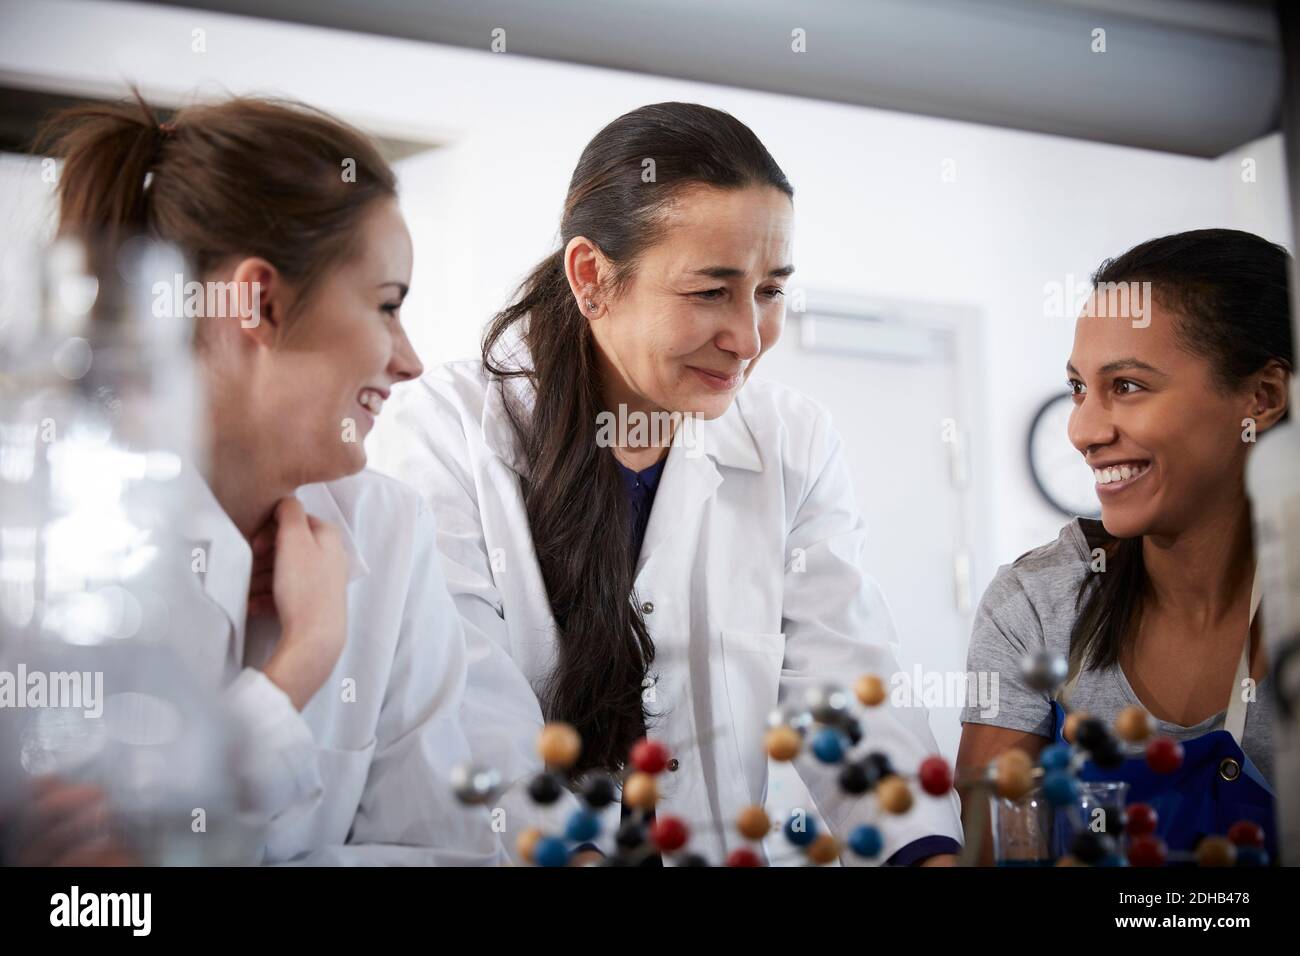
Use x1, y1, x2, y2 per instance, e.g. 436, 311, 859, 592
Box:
1048, 699, 1277, 859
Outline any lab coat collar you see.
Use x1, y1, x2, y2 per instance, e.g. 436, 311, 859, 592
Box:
480, 340, 763, 476
179, 460, 252, 678
177, 463, 369, 675
688, 397, 763, 473
295, 481, 371, 583
481, 368, 535, 477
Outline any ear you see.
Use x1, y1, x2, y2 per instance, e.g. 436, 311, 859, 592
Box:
229, 257, 286, 348
1247, 358, 1291, 432
562, 235, 611, 320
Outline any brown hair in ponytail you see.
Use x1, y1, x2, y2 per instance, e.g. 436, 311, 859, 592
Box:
483, 102, 793, 772
37, 90, 396, 327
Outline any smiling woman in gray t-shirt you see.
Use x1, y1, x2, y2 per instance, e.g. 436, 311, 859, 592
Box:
957, 230, 1291, 842
961, 516, 1275, 783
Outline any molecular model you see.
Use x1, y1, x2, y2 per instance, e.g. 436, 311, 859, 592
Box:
452, 672, 954, 866
959, 649, 1271, 868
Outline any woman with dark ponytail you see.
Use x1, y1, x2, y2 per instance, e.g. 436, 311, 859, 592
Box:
18, 92, 519, 865
393, 102, 963, 865
958, 229, 1292, 860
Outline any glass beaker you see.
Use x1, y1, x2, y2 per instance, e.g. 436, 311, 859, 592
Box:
1051, 780, 1129, 862
992, 786, 1053, 866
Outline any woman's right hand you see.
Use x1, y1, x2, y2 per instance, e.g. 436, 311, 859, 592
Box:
260, 497, 349, 711
13, 777, 137, 866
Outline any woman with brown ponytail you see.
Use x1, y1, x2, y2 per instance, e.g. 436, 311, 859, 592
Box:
392, 102, 963, 865
18, 93, 530, 865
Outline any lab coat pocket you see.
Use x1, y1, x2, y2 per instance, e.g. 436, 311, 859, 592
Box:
720, 629, 785, 800
312, 739, 377, 844
265, 737, 377, 862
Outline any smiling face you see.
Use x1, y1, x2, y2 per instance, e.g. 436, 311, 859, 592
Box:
578, 184, 794, 421
243, 198, 422, 485
1066, 290, 1256, 540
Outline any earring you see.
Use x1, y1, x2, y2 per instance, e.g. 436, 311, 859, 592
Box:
585, 299, 596, 314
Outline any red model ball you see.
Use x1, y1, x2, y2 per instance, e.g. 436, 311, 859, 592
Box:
918, 756, 953, 796
1127, 835, 1168, 868
1145, 737, 1184, 774
651, 816, 690, 853
726, 847, 762, 868
1227, 820, 1265, 849
631, 738, 671, 775
1125, 802, 1158, 837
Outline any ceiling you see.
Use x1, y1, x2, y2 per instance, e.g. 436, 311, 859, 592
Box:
119, 0, 1284, 158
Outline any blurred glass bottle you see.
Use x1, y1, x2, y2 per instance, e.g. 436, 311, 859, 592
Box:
1247, 373, 1300, 866
0, 234, 247, 864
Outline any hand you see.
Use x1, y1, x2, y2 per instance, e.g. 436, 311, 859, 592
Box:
247, 517, 277, 617
260, 497, 349, 711
919, 852, 960, 867
13, 777, 137, 866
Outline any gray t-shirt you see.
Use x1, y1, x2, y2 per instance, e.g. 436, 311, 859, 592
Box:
961, 518, 1275, 784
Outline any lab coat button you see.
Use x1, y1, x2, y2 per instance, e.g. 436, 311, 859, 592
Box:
667, 758, 680, 772
641, 601, 655, 615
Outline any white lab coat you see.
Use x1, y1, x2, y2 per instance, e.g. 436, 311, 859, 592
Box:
388, 355, 964, 865
178, 465, 508, 865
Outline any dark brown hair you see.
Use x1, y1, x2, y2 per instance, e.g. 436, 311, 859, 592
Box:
1071, 228, 1293, 674
38, 90, 396, 326
483, 102, 793, 772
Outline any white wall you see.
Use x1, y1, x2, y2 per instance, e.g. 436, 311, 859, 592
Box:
1, 0, 1291, 659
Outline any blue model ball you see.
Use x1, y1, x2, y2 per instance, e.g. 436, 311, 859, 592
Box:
1236, 846, 1269, 867
534, 836, 570, 868
848, 824, 884, 858
811, 728, 847, 764
565, 809, 601, 843
1039, 743, 1073, 772
1042, 769, 1080, 805
783, 811, 819, 846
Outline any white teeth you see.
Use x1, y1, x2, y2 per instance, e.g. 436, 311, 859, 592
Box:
1093, 462, 1148, 485
359, 389, 384, 415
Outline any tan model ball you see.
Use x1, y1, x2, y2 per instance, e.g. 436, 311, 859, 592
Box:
623, 771, 659, 810
765, 725, 802, 761
516, 827, 543, 864
993, 749, 1035, 800
1062, 710, 1090, 744
855, 673, 886, 707
537, 722, 582, 769
736, 805, 772, 841
1195, 836, 1237, 868
1114, 705, 1155, 743
877, 775, 914, 814
808, 833, 840, 864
